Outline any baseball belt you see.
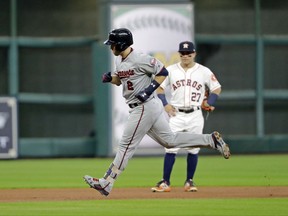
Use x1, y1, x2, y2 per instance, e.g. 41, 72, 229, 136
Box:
178, 106, 200, 114
128, 96, 155, 109
128, 103, 140, 108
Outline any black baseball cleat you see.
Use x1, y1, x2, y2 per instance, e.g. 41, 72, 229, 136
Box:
212, 131, 231, 159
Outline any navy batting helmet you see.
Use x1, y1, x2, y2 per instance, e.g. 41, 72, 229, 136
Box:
104, 28, 133, 52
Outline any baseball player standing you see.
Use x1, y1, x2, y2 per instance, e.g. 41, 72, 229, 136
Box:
151, 41, 221, 193
83, 28, 230, 196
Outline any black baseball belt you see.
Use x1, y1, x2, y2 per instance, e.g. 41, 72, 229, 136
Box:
128, 96, 155, 109
128, 103, 140, 108
178, 107, 200, 114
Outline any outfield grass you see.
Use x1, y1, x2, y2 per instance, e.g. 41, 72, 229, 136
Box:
0, 198, 287, 216
0, 154, 287, 216
0, 154, 287, 188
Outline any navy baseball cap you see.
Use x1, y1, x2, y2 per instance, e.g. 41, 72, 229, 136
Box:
178, 41, 196, 53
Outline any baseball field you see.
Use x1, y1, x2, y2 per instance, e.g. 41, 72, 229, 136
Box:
0, 154, 287, 216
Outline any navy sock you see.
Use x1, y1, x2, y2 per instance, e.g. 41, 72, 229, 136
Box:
162, 153, 176, 185
186, 153, 198, 181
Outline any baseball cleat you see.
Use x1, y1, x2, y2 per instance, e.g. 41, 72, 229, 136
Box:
151, 180, 171, 192
212, 131, 231, 159
83, 175, 110, 196
184, 179, 198, 192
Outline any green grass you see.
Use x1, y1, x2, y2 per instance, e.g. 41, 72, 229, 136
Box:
0, 154, 287, 216
0, 154, 287, 188
0, 199, 287, 216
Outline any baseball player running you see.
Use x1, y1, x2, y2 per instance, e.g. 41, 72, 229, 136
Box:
151, 41, 221, 193
83, 28, 230, 196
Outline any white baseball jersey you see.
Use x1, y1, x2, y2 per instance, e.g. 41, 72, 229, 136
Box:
161, 62, 221, 108
161, 62, 221, 154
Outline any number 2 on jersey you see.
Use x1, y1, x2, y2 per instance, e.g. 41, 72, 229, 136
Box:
127, 80, 134, 90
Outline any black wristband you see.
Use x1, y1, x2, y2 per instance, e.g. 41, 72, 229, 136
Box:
145, 80, 160, 96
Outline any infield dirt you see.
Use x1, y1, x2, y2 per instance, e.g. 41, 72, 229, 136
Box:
0, 186, 287, 202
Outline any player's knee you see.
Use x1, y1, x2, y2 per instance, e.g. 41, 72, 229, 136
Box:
165, 147, 179, 154
187, 147, 200, 154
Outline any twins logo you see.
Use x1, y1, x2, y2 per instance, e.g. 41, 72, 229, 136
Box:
118, 69, 135, 78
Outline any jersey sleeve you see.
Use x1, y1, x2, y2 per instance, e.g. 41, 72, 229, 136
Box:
139, 54, 164, 76
160, 65, 172, 89
205, 69, 221, 92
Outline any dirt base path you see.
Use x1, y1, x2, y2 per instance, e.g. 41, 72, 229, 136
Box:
0, 186, 287, 202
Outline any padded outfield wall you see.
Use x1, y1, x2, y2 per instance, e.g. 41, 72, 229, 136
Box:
0, 0, 287, 157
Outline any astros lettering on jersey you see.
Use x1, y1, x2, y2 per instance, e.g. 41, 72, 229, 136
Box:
161, 62, 221, 108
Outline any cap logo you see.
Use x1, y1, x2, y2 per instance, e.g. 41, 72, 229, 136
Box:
183, 43, 189, 49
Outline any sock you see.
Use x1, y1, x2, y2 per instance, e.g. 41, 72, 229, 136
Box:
186, 153, 198, 181
163, 153, 176, 185
104, 163, 122, 184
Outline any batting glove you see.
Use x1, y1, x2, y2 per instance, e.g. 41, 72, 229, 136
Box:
102, 72, 112, 83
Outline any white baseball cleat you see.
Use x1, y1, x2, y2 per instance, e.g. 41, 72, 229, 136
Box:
212, 131, 231, 159
83, 175, 111, 196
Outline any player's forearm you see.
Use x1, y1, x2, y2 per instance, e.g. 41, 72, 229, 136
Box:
154, 68, 168, 105
135, 68, 168, 102
139, 67, 168, 95
154, 75, 166, 86
156, 86, 165, 94
154, 67, 168, 85
208, 87, 221, 106
111, 75, 121, 86
157, 87, 168, 106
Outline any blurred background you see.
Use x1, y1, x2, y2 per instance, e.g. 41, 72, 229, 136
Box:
0, 0, 287, 158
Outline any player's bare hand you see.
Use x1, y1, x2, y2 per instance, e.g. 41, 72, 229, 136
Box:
165, 104, 176, 117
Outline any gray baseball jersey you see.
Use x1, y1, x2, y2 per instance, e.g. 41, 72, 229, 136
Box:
110, 50, 217, 174
114, 50, 164, 104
